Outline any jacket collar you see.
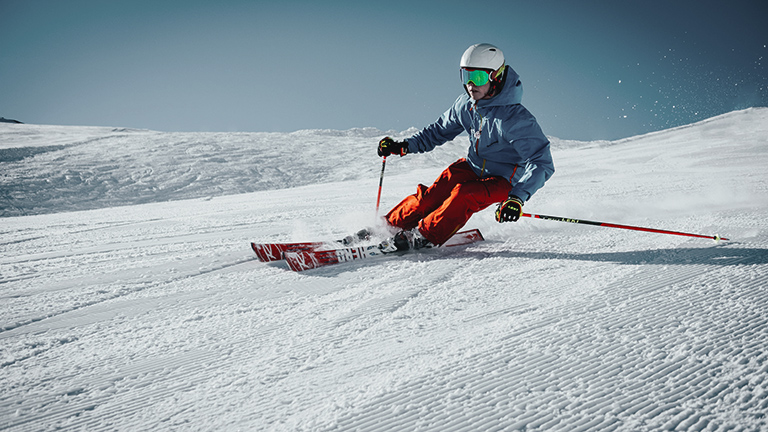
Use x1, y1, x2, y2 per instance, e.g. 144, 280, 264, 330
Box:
473, 66, 523, 108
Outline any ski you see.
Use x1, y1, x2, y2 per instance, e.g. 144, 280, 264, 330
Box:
250, 229, 373, 262
251, 241, 328, 262
284, 229, 484, 272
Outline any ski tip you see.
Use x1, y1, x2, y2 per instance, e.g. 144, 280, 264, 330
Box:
250, 243, 264, 261
284, 251, 318, 272
251, 242, 282, 262
284, 252, 301, 271
251, 242, 267, 262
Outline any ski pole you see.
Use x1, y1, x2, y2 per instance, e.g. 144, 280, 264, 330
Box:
522, 212, 728, 241
375, 156, 387, 216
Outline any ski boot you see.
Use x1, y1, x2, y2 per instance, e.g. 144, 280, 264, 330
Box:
379, 228, 434, 253
340, 228, 372, 246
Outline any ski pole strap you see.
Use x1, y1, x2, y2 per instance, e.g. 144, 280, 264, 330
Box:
522, 213, 728, 241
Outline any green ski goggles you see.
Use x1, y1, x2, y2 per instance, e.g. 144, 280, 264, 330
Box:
461, 68, 492, 86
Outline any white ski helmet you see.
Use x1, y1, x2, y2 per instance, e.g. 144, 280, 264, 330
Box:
460, 43, 505, 72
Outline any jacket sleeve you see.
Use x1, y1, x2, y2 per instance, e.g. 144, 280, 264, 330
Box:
406, 97, 467, 154
508, 139, 555, 202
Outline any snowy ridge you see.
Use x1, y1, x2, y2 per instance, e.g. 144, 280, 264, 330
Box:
0, 124, 458, 217
1, 109, 768, 431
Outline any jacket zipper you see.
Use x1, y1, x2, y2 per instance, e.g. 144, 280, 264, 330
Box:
472, 103, 487, 177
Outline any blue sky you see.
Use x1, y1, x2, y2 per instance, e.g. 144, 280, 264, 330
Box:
1, 0, 766, 140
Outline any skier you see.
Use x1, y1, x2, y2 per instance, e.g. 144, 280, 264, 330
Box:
377, 43, 555, 252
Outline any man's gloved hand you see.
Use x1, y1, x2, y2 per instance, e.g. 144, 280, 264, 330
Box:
495, 196, 524, 222
377, 137, 408, 157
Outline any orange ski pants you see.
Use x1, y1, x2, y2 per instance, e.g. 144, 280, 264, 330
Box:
385, 159, 512, 245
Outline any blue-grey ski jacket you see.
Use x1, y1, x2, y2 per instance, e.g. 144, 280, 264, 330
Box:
405, 66, 554, 202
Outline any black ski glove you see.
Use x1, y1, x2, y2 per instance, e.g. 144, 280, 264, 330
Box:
495, 196, 524, 222
378, 137, 408, 157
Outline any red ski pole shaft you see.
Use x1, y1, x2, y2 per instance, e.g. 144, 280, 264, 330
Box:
375, 156, 386, 215
522, 213, 728, 241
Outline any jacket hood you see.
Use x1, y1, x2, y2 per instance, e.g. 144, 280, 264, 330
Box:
474, 66, 523, 108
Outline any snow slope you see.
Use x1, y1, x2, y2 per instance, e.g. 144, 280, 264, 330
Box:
1, 108, 768, 431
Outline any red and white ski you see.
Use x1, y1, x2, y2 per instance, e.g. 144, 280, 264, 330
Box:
251, 241, 329, 262
251, 229, 374, 262
283, 229, 484, 272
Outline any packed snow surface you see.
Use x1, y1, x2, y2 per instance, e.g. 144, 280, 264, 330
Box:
1, 108, 768, 431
